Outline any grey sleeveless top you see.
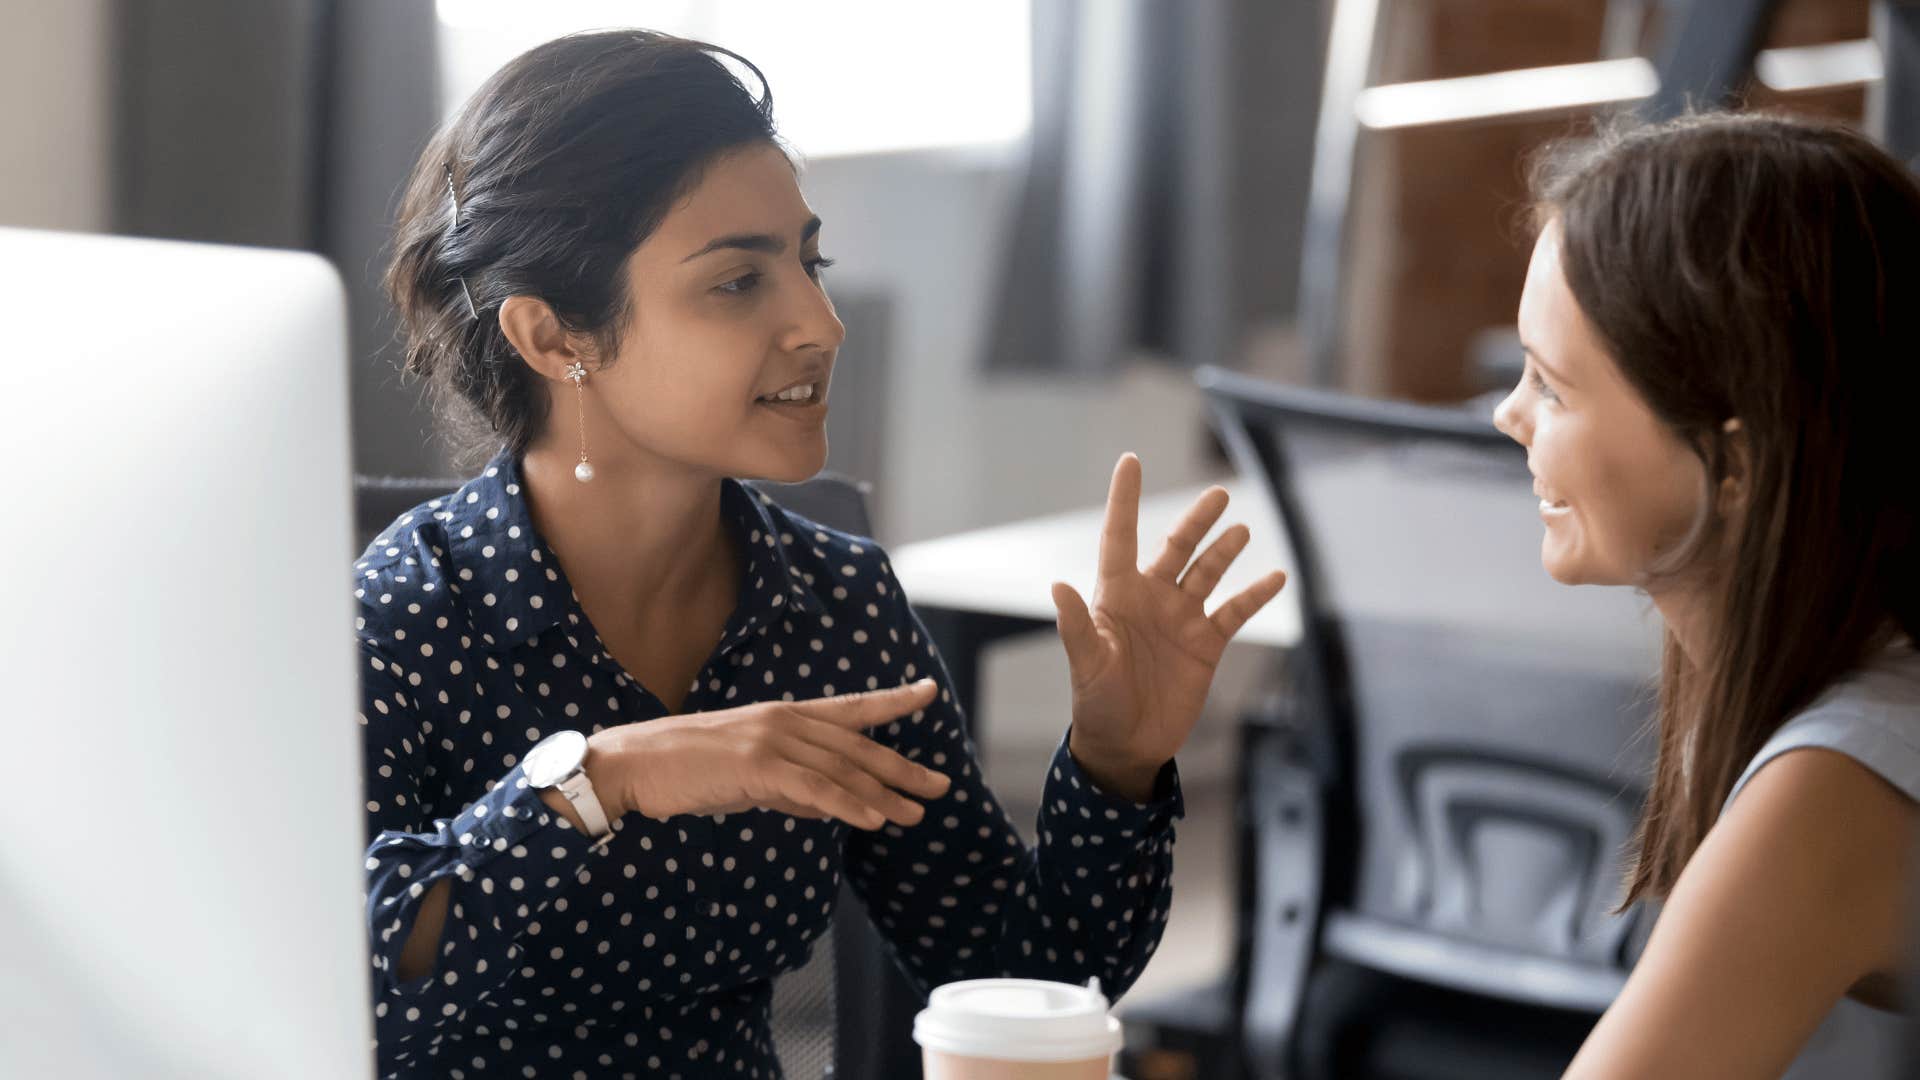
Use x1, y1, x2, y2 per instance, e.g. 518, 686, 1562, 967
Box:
1720, 640, 1920, 1080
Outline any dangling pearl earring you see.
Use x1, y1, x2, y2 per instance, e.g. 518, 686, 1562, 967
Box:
565, 360, 594, 482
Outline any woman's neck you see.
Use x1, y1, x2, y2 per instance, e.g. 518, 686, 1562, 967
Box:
517, 436, 734, 634
1650, 577, 1718, 668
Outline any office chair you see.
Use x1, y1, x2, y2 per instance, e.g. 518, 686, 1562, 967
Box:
1195, 367, 1661, 1080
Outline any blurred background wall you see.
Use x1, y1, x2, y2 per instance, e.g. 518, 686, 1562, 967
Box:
0, 0, 1329, 547
2, 0, 1868, 541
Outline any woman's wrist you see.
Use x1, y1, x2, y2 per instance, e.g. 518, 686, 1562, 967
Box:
1067, 728, 1162, 803
537, 730, 630, 833
582, 728, 631, 821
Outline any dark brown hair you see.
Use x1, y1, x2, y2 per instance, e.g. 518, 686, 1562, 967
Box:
385, 30, 777, 464
1530, 111, 1920, 905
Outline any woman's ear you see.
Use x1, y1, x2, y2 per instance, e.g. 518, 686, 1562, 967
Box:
1717, 417, 1750, 517
498, 295, 587, 383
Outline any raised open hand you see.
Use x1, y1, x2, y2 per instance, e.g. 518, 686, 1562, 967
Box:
1051, 454, 1287, 798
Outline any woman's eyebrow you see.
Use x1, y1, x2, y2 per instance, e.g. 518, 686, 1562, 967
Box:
682, 216, 823, 262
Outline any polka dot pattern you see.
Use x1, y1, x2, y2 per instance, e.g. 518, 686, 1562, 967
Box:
354, 450, 1183, 1078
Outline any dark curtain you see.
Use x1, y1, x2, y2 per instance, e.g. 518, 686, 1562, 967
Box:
983, 0, 1326, 375
111, 0, 444, 477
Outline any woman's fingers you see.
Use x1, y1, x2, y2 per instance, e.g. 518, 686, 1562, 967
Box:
1097, 453, 1143, 579
1145, 486, 1230, 583
1209, 569, 1288, 640
789, 678, 939, 729
1177, 522, 1250, 599
779, 736, 929, 827
800, 719, 952, 801
761, 797, 830, 821
767, 761, 891, 831
742, 681, 951, 829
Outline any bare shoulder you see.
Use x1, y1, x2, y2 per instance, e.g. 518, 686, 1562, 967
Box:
1564, 746, 1917, 1079
1720, 745, 1917, 883
1699, 746, 1916, 969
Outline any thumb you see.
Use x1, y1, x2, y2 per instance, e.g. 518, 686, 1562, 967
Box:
1050, 581, 1101, 675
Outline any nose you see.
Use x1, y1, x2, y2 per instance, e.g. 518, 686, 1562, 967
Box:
780, 271, 846, 355
1492, 380, 1529, 447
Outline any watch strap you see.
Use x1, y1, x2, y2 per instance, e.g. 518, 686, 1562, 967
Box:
555, 769, 613, 849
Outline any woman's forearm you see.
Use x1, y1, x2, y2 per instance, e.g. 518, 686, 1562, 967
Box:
391, 739, 626, 980
394, 878, 451, 981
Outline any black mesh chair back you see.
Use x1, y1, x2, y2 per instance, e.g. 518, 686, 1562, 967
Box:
354, 470, 919, 1080
1196, 367, 1663, 1079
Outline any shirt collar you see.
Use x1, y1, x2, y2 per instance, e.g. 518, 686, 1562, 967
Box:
726, 478, 833, 647
437, 451, 572, 652
445, 450, 829, 656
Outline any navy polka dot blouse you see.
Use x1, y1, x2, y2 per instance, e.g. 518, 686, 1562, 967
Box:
354, 450, 1185, 1078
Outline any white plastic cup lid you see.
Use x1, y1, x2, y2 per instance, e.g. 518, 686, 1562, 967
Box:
913, 977, 1124, 1063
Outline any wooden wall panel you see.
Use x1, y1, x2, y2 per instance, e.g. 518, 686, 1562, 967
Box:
1340, 0, 1871, 400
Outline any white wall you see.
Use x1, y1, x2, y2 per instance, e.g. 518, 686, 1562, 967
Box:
0, 0, 110, 232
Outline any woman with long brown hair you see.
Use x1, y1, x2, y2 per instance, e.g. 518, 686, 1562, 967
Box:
1494, 111, 1920, 1077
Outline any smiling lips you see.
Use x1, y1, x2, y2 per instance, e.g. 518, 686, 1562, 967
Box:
758, 382, 820, 405
755, 365, 827, 409
1534, 481, 1571, 516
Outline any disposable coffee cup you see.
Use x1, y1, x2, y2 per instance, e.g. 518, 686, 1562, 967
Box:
913, 976, 1124, 1080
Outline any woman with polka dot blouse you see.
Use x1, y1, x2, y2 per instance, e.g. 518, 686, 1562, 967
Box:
358, 30, 1287, 1079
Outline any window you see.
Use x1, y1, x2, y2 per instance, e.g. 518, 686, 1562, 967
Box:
435, 0, 1032, 158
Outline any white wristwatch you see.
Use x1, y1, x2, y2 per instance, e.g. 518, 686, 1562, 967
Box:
522, 729, 614, 849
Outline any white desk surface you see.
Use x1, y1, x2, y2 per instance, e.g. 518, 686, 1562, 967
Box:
890, 456, 1665, 666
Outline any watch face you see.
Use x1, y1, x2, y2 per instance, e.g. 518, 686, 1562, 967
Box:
522, 729, 588, 788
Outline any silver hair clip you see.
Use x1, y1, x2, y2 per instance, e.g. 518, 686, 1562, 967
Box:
457, 276, 479, 322
445, 164, 480, 321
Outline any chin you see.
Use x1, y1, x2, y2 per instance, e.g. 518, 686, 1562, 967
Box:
1540, 534, 1597, 587
1541, 556, 1591, 586
744, 443, 829, 486
1540, 539, 1634, 588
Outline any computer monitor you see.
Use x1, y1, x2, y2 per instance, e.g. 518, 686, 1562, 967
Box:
0, 228, 370, 1078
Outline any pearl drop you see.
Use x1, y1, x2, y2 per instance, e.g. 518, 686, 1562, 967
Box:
574, 461, 595, 482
